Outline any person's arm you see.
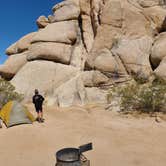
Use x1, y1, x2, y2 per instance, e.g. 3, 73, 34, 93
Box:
41, 95, 44, 101
32, 96, 35, 104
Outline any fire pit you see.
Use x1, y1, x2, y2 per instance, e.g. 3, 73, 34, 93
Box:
55, 143, 92, 166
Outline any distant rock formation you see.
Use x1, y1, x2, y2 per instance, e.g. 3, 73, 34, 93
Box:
0, 0, 166, 106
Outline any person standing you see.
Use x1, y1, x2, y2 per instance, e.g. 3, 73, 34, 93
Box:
32, 89, 45, 123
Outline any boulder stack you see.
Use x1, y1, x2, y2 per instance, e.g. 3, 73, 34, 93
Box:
1, 0, 166, 106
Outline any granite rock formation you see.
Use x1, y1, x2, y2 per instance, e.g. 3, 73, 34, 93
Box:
1, 0, 166, 106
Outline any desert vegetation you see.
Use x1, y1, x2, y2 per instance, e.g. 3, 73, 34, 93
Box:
108, 77, 166, 113
0, 78, 23, 109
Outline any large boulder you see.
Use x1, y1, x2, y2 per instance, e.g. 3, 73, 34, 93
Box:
143, 6, 166, 32
94, 49, 127, 76
154, 56, 166, 80
80, 0, 94, 52
137, 0, 161, 7
52, 0, 79, 12
85, 87, 107, 104
11, 61, 79, 100
100, 0, 123, 28
112, 36, 153, 80
81, 15, 94, 52
151, 32, 166, 68
0, 52, 28, 79
5, 42, 17, 55
47, 75, 86, 107
16, 32, 37, 53
70, 40, 87, 70
87, 25, 122, 67
46, 74, 108, 107
5, 32, 37, 55
122, 2, 152, 38
31, 21, 78, 44
51, 0, 80, 22
27, 42, 72, 64
81, 70, 109, 87
36, 15, 49, 28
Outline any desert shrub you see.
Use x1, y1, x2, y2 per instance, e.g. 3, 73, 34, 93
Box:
108, 78, 166, 113
0, 78, 23, 109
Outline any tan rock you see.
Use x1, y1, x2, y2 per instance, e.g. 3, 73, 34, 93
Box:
81, 15, 94, 52
94, 49, 127, 76
5, 32, 37, 55
138, 0, 160, 7
31, 21, 78, 44
85, 87, 107, 104
122, 2, 151, 38
49, 75, 86, 107
151, 32, 166, 68
27, 42, 72, 64
112, 36, 153, 80
81, 70, 109, 87
91, 0, 104, 35
80, 0, 91, 15
143, 6, 166, 32
87, 25, 122, 67
100, 0, 123, 28
5, 42, 17, 55
11, 61, 79, 100
51, 1, 80, 22
46, 74, 108, 107
36, 15, 49, 28
154, 56, 166, 80
16, 32, 37, 53
0, 52, 28, 79
70, 41, 87, 70
52, 0, 79, 12
70, 26, 87, 70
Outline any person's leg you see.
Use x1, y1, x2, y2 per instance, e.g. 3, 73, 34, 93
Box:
36, 111, 40, 121
38, 111, 44, 123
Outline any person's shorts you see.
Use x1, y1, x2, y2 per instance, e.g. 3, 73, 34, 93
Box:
35, 106, 43, 113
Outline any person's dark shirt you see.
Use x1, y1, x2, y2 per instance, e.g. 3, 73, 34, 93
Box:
32, 94, 44, 108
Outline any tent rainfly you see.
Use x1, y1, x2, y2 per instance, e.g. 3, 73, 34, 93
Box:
0, 101, 35, 128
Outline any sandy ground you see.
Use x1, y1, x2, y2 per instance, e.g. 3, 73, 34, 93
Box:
0, 104, 166, 166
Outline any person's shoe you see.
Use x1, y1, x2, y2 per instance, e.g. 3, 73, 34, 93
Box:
40, 118, 44, 123
38, 118, 44, 123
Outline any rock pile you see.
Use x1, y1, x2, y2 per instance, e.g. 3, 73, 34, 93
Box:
0, 0, 166, 106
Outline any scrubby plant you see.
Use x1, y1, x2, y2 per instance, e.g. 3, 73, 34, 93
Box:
0, 78, 23, 109
108, 78, 166, 113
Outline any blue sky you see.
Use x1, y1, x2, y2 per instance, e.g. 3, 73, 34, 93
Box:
0, 0, 62, 64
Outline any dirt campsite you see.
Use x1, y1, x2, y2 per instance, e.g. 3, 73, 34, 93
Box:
0, 104, 166, 166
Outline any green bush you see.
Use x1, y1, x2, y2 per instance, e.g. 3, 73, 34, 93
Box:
108, 78, 166, 113
0, 78, 23, 109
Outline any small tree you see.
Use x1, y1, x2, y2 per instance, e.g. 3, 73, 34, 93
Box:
0, 78, 23, 109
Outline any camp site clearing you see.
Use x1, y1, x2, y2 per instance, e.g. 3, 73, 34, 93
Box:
0, 104, 166, 166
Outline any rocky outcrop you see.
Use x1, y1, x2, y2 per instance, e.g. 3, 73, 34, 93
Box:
11, 61, 80, 100
112, 36, 153, 79
27, 42, 72, 64
51, 0, 80, 22
0, 52, 28, 79
154, 56, 166, 80
151, 32, 166, 68
6, 32, 36, 55
1, 0, 166, 107
31, 21, 78, 44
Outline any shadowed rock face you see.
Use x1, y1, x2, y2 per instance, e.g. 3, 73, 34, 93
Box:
1, 0, 166, 106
